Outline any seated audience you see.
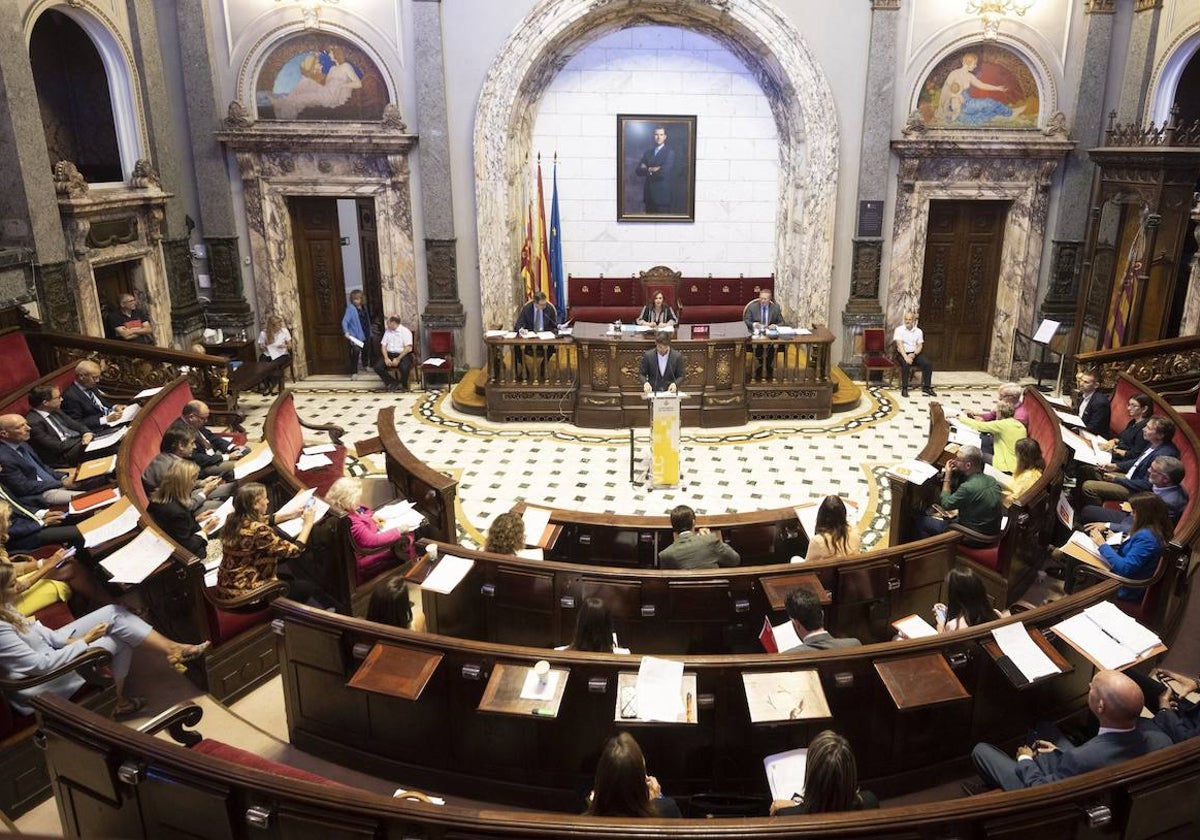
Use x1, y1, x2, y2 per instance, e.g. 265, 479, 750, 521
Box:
256, 314, 293, 396
484, 512, 525, 556
933, 567, 1000, 633
1073, 370, 1111, 437
217, 482, 328, 606
563, 596, 626, 653
0, 501, 110, 613
365, 574, 424, 631
169, 400, 247, 478
784, 587, 861, 652
585, 731, 680, 818
958, 401, 1026, 473
325, 477, 414, 581
914, 445, 1002, 544
61, 360, 126, 432
1081, 416, 1179, 507
103, 292, 153, 344
0, 414, 83, 506
1100, 393, 1153, 458
1004, 438, 1045, 507
1080, 456, 1187, 530
147, 460, 218, 556
771, 730, 878, 815
25, 385, 107, 468
142, 427, 229, 511
0, 480, 84, 552
658, 504, 740, 570
636, 291, 678, 327
374, 316, 414, 392
970, 669, 1170, 791
0, 563, 207, 718
802, 495, 861, 562
1075, 492, 1172, 601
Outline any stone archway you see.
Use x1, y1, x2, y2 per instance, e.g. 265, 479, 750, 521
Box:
474, 0, 839, 330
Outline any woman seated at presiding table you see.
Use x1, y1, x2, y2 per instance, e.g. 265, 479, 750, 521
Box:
0, 501, 112, 613
324, 477, 415, 584
1003, 438, 1045, 507
217, 482, 330, 607
933, 567, 1001, 633
802, 495, 862, 562
557, 596, 628, 653
1075, 492, 1172, 601
585, 731, 680, 818
771, 730, 878, 815
147, 460, 219, 557
958, 400, 1027, 473
365, 574, 425, 631
636, 291, 678, 327
484, 511, 525, 556
0, 563, 208, 719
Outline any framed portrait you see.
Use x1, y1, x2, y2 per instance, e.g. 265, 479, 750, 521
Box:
616, 114, 697, 222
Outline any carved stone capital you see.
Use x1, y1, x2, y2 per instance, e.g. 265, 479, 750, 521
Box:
64, 219, 91, 259
1133, 0, 1162, 11
871, 0, 900, 8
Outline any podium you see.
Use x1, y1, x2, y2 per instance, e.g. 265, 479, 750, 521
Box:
649, 392, 682, 488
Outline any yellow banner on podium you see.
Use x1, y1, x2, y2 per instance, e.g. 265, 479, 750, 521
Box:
650, 393, 681, 487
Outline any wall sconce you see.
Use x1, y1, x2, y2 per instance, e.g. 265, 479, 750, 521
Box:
275, 0, 339, 30
966, 0, 1035, 40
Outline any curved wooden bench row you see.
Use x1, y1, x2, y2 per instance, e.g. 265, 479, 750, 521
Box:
271, 582, 1131, 813
412, 531, 961, 654
0, 362, 77, 418
376, 405, 457, 544
32, 683, 1200, 838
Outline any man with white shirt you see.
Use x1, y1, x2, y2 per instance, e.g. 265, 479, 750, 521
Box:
0, 414, 83, 506
373, 316, 414, 392
1080, 416, 1180, 508
1080, 456, 1188, 530
639, 334, 685, 394
1073, 370, 1111, 437
892, 311, 935, 398
60, 360, 127, 432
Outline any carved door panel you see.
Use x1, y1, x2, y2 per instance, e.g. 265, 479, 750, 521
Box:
291, 196, 348, 374
356, 198, 385, 335
918, 200, 1007, 370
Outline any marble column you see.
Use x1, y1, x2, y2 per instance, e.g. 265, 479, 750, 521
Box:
1116, 0, 1163, 125
1041, 0, 1116, 326
842, 0, 902, 378
413, 0, 465, 365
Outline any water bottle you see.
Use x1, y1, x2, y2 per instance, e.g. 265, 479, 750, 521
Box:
425, 543, 438, 567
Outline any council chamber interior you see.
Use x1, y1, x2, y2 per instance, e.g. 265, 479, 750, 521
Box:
2, 0, 1200, 837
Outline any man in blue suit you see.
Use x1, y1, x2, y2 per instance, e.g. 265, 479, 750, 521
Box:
971, 669, 1170, 791
1074, 371, 1112, 437
0, 414, 83, 507
1081, 416, 1179, 507
639, 334, 685, 394
635, 126, 676, 213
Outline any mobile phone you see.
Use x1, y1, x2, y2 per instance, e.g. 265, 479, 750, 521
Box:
304, 497, 316, 510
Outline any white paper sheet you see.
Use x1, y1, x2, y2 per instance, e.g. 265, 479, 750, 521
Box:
1055, 409, 1088, 428
296, 452, 332, 471
984, 463, 1014, 489
521, 506, 552, 547
1057, 491, 1075, 529
301, 443, 336, 455
535, 331, 556, 340
374, 500, 425, 532
133, 386, 164, 400
774, 326, 797, 336
1053, 612, 1137, 670
773, 619, 803, 653
950, 424, 983, 448
208, 496, 235, 533
991, 623, 1061, 682
99, 529, 175, 584
516, 547, 544, 561
887, 459, 939, 484
421, 554, 475, 594
519, 668, 561, 701
275, 488, 330, 538
484, 330, 508, 338
78, 498, 140, 548
347, 336, 364, 348
793, 499, 859, 539
86, 426, 128, 451
763, 748, 808, 800
893, 614, 938, 639
423, 357, 447, 367
1085, 601, 1162, 656
101, 403, 140, 426
1067, 530, 1103, 559
234, 442, 274, 479
1032, 318, 1061, 344
634, 656, 685, 722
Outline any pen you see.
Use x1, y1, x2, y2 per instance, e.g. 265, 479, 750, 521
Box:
685, 692, 694, 722
530, 708, 554, 717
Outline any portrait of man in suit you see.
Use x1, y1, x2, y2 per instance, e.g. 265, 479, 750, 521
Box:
617, 115, 696, 221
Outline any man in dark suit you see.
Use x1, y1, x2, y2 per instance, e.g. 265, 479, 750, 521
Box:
168, 399, 247, 478
514, 292, 559, 381
657, 505, 739, 570
783, 587, 861, 653
60, 360, 126, 432
743, 289, 784, 381
971, 669, 1170, 791
0, 479, 84, 552
1081, 417, 1180, 507
639, 334, 685, 394
0, 414, 83, 506
1074, 370, 1112, 437
634, 126, 676, 213
25, 384, 102, 467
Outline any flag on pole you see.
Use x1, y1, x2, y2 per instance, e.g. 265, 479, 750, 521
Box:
535, 155, 553, 304
520, 198, 534, 301
549, 155, 565, 311
1104, 266, 1137, 349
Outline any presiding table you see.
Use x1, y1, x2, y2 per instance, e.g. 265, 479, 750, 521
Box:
484, 321, 835, 427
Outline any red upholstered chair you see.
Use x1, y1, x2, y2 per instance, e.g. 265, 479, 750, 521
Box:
420, 330, 454, 389
861, 328, 896, 386
1071, 553, 1169, 626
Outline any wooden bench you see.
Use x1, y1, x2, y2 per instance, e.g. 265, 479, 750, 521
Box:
263, 390, 346, 499
374, 406, 457, 544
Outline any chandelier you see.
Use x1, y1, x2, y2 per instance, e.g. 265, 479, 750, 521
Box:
274, 0, 340, 30
966, 0, 1036, 40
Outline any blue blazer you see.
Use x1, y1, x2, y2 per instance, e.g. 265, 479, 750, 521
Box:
1098, 528, 1163, 601
1014, 728, 1168, 787
1114, 443, 1181, 492
0, 442, 66, 506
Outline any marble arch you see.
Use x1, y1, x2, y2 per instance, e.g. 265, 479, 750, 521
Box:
474, 0, 839, 330
1148, 23, 1200, 125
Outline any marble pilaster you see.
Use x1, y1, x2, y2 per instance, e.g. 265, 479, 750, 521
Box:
887, 137, 1073, 379
474, 0, 839, 331
1117, 0, 1163, 124
219, 124, 418, 378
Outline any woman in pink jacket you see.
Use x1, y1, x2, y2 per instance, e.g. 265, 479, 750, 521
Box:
325, 478, 415, 584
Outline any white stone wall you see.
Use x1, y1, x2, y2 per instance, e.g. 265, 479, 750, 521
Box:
530, 25, 778, 279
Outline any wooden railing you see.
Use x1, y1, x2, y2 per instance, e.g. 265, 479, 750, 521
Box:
1074, 334, 1200, 397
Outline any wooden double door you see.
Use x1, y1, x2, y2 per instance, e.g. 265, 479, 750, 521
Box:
918, 200, 1007, 371
289, 196, 383, 374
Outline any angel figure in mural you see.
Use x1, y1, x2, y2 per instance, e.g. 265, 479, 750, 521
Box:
936, 53, 1026, 125
269, 45, 364, 120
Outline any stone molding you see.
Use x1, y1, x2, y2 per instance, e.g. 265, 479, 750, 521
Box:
473, 0, 840, 331
1085, 0, 1117, 12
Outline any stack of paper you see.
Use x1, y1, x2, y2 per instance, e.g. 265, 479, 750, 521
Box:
296, 452, 332, 471
374, 499, 425, 532
1052, 601, 1164, 670
102, 404, 140, 426
887, 459, 939, 484
892, 614, 938, 639
521, 506, 553, 548
100, 529, 175, 584
763, 748, 808, 800
423, 357, 447, 367
1062, 428, 1111, 466
633, 656, 685, 721
950, 424, 983, 448
234, 442, 274, 479
86, 426, 128, 451
421, 554, 475, 594
1055, 409, 1088, 428
991, 623, 1061, 682
301, 443, 336, 455
275, 488, 330, 538
77, 497, 140, 548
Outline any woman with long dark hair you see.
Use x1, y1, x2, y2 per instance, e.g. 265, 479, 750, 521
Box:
803, 495, 861, 562
636, 291, 678, 327
935, 567, 999, 632
1087, 492, 1172, 601
566, 597, 623, 652
772, 730, 877, 815
585, 732, 679, 818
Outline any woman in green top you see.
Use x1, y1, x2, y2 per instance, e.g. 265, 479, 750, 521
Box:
958, 401, 1027, 474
